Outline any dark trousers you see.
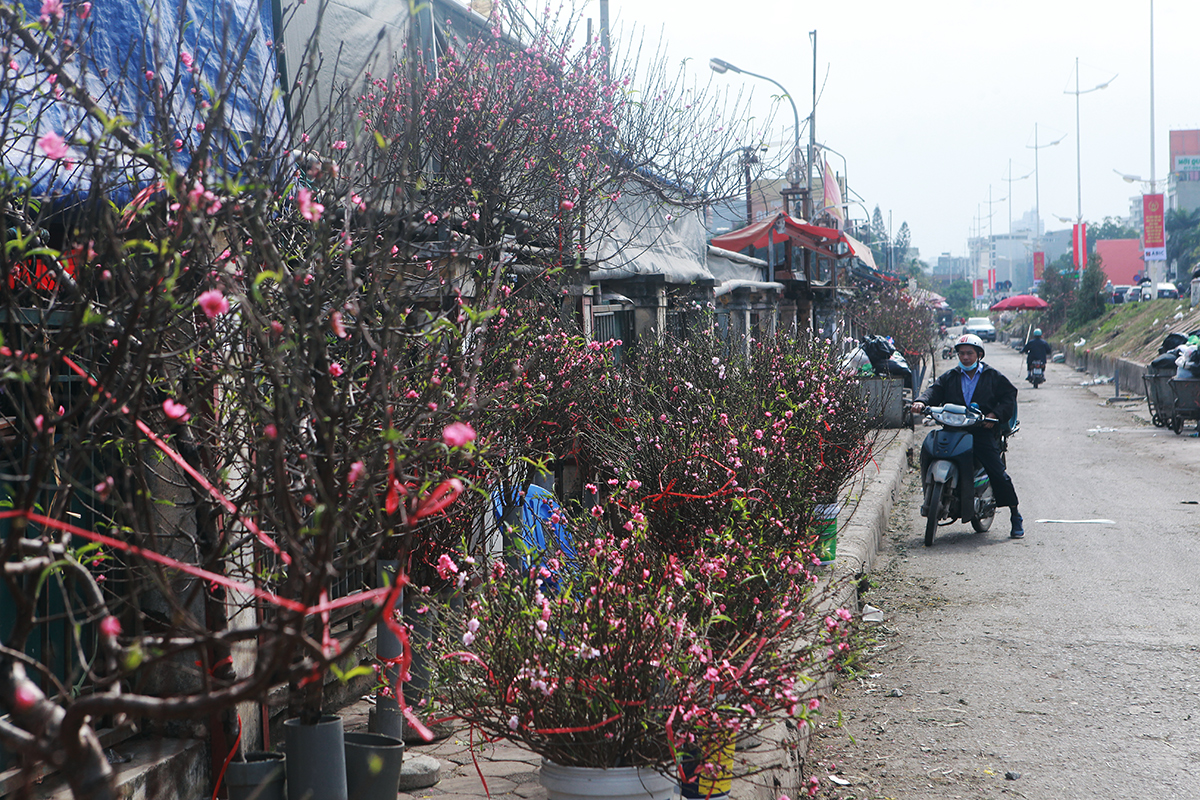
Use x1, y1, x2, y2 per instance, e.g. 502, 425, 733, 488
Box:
973, 429, 1018, 509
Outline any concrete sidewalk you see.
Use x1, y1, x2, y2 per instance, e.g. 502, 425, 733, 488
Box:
340, 426, 916, 800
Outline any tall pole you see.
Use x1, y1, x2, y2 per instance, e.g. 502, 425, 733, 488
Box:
1150, 0, 1156, 189
1034, 125, 1041, 238
809, 30, 817, 221
1002, 161, 1032, 287
1075, 56, 1082, 223
1149, 0, 1158, 284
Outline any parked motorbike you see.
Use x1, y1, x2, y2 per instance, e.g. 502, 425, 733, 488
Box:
1027, 360, 1046, 388
941, 342, 954, 360
918, 404, 1018, 547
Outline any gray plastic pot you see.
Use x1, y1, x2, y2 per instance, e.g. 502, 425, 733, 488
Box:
226, 751, 286, 800
284, 715, 347, 800
344, 732, 405, 800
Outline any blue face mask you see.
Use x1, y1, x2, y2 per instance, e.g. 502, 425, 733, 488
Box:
961, 360, 980, 373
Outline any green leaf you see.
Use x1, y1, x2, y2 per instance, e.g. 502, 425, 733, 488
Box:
329, 663, 375, 684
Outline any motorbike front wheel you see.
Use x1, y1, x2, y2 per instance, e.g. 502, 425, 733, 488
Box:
924, 482, 943, 547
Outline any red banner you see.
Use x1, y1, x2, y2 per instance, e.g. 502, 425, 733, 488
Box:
1143, 194, 1165, 261
973, 279, 986, 298
1033, 252, 1045, 281
987, 268, 996, 290
1073, 223, 1087, 269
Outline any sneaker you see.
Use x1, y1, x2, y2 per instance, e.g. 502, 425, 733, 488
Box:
1010, 512, 1024, 539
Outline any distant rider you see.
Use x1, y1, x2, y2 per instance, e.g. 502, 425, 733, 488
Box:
1021, 329, 1053, 383
911, 334, 1024, 539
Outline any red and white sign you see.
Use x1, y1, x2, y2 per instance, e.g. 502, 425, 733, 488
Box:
1072, 223, 1088, 270
987, 268, 996, 290
1033, 252, 1045, 281
973, 279, 986, 298
1143, 194, 1166, 261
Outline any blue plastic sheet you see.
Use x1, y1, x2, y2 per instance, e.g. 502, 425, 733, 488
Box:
7, 0, 285, 204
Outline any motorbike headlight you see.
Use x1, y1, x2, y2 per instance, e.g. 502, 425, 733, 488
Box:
939, 411, 967, 426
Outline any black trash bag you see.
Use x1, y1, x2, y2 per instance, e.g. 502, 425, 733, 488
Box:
1160, 333, 1188, 353
1151, 350, 1179, 370
861, 335, 896, 370
884, 351, 914, 390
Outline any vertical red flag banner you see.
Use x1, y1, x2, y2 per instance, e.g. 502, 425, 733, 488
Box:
1143, 194, 1166, 261
1033, 252, 1045, 281
987, 268, 996, 290
973, 278, 986, 298
822, 158, 845, 230
1072, 223, 1088, 269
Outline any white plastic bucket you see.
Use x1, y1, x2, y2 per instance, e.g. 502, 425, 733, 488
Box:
538, 760, 680, 800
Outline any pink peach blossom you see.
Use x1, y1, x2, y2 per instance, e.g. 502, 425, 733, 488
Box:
196, 289, 229, 318
162, 399, 191, 421
37, 131, 68, 160
442, 421, 476, 447
297, 187, 324, 221
39, 0, 63, 22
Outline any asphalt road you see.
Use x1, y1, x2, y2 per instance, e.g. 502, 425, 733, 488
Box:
813, 341, 1200, 799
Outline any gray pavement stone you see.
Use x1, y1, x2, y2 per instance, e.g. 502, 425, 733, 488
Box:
397, 753, 442, 791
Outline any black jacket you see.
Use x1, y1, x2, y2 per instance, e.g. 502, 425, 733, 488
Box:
1021, 338, 1053, 362
918, 362, 1018, 428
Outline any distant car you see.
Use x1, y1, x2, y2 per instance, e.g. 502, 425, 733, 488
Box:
1156, 283, 1179, 300
1111, 285, 1131, 304
965, 317, 997, 343
1125, 285, 1145, 303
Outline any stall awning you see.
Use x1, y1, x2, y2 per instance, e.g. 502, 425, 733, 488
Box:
709, 213, 847, 260
843, 232, 878, 270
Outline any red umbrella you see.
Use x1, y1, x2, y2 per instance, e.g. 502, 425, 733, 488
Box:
990, 294, 1048, 311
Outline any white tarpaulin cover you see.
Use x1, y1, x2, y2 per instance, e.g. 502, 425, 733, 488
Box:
588, 186, 712, 284
843, 232, 878, 270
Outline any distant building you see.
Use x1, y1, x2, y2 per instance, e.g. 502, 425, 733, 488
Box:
1168, 129, 1200, 213
1094, 239, 1144, 285
1039, 229, 1072, 267
935, 253, 970, 281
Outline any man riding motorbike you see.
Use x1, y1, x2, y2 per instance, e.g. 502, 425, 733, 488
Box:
911, 334, 1024, 538
1021, 329, 1053, 383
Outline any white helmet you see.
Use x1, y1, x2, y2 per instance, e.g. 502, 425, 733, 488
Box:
954, 333, 985, 357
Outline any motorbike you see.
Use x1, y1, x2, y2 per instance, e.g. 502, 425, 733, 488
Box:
941, 341, 954, 360
1027, 359, 1046, 388
918, 403, 1018, 547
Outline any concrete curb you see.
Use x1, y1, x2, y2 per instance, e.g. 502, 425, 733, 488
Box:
829, 427, 915, 613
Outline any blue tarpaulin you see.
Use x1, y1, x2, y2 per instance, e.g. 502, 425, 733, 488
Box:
7, 0, 285, 204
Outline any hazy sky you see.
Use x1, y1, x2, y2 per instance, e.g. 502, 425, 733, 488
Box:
585, 0, 1200, 262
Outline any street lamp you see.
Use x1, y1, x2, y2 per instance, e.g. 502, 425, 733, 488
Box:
1025, 124, 1066, 242
1002, 160, 1033, 288
709, 57, 803, 215
982, 186, 1006, 281
1064, 57, 1117, 224
1113, 169, 1166, 189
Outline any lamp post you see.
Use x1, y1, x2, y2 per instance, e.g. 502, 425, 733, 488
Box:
1115, 169, 1169, 284
1064, 57, 1117, 224
1002, 159, 1033, 287
709, 58, 803, 216
1025, 123, 1066, 243
982, 186, 1007, 289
